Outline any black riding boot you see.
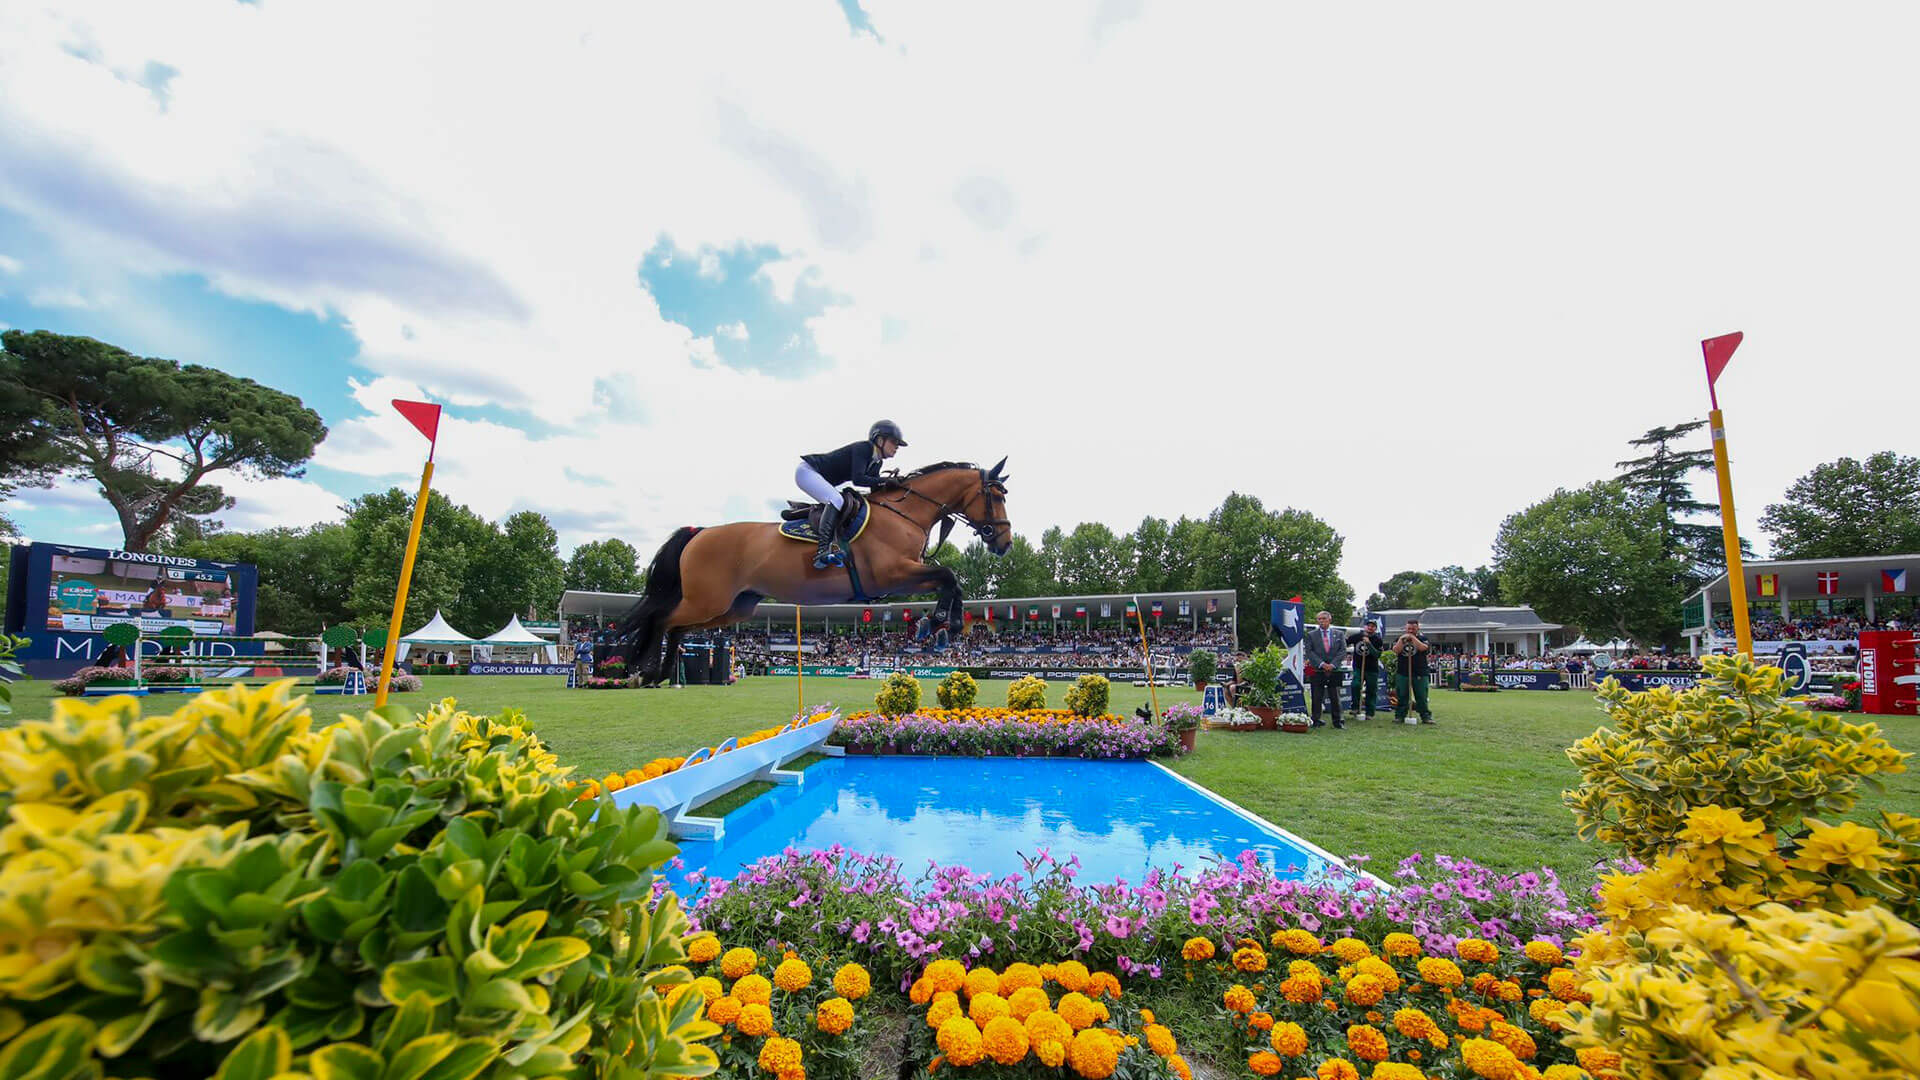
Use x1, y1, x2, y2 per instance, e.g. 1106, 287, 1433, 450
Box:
813, 501, 846, 569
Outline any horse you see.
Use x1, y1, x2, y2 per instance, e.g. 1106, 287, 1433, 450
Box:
618, 459, 1013, 685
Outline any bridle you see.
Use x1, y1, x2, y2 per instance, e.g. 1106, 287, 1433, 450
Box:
871, 465, 1011, 557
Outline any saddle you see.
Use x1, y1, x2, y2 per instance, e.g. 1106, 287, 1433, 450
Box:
778, 491, 870, 545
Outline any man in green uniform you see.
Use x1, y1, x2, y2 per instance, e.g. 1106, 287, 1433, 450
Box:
1390, 618, 1435, 725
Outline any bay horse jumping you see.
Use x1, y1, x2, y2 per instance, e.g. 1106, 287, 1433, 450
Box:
619, 459, 1013, 686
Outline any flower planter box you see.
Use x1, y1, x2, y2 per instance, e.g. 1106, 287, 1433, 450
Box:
1248, 706, 1279, 731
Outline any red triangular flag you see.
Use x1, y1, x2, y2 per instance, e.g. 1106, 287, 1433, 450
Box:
392, 400, 442, 447
1701, 332, 1742, 405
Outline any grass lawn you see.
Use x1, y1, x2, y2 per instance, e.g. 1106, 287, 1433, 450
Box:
8, 674, 1916, 895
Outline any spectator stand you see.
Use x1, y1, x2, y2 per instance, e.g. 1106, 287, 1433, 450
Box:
1684, 553, 1920, 655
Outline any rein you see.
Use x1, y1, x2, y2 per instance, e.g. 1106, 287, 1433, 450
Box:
870, 469, 1008, 557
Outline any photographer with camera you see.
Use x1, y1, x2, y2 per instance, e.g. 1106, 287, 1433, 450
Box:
1346, 618, 1386, 719
1389, 618, 1435, 724
1302, 610, 1345, 729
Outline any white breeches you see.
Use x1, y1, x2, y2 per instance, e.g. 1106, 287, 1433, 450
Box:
795, 463, 846, 510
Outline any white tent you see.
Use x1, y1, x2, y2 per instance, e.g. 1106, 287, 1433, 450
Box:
397, 611, 476, 662
477, 615, 559, 664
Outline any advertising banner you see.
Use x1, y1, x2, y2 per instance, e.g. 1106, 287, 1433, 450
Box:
1268, 598, 1309, 713
468, 663, 574, 675
1490, 670, 1567, 691
1602, 671, 1703, 692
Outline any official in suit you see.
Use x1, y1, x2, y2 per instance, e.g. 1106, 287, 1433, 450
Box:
1346, 619, 1386, 718
1302, 610, 1346, 728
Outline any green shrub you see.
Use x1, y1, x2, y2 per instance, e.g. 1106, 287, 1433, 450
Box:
0, 634, 23, 716
1237, 644, 1286, 709
0, 683, 719, 1080
1005, 675, 1047, 711
935, 669, 978, 709
1064, 674, 1110, 717
1567, 653, 1910, 861
874, 671, 922, 716
1186, 649, 1217, 685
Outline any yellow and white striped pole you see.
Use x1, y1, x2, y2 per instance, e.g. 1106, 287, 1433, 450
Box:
795, 605, 804, 715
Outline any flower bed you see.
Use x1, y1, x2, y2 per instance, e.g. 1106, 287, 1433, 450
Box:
52, 665, 200, 695
830, 707, 1180, 759
314, 665, 422, 692
576, 706, 838, 800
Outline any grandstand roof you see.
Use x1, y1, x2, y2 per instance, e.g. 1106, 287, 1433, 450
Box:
1682, 552, 1920, 630
1367, 605, 1561, 632
558, 587, 1237, 627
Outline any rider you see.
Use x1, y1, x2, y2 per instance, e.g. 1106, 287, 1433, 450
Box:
797, 420, 907, 569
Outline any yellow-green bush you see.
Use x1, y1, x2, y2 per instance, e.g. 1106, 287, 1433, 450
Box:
1560, 656, 1920, 1078
935, 670, 978, 710
873, 672, 921, 716
0, 684, 719, 1080
1566, 654, 1907, 861
1063, 674, 1109, 717
1005, 675, 1047, 711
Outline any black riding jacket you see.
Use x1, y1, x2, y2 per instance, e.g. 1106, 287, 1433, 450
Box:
801, 441, 885, 488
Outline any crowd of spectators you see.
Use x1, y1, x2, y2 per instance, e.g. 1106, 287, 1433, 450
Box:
729, 624, 1239, 673
1716, 611, 1910, 643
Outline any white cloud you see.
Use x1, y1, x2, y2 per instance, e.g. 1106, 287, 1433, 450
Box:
716, 320, 749, 341
0, 253, 22, 274
1, 0, 1916, 595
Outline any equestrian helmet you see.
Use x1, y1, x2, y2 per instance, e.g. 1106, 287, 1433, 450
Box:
869, 420, 907, 446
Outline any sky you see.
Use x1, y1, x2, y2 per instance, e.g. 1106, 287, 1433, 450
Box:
2, 1, 1917, 600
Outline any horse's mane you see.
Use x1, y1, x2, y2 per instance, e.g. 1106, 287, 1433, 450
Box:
872, 461, 979, 491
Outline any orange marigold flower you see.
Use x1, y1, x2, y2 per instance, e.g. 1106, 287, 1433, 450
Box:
1547, 969, 1591, 1004
1054, 961, 1091, 993
1248, 1052, 1284, 1076
1576, 1047, 1623, 1075
1347, 1024, 1389, 1063
733, 974, 772, 1006
720, 947, 758, 980
1489, 1022, 1536, 1060
1470, 973, 1500, 996
909, 978, 933, 1005
1144, 1023, 1177, 1057
1528, 998, 1568, 1028
1025, 1009, 1072, 1049
1417, 957, 1464, 988
1356, 957, 1403, 992
1393, 1008, 1438, 1039
1056, 992, 1099, 1031
1269, 1021, 1308, 1057
925, 958, 966, 994
816, 997, 854, 1035
1248, 1011, 1275, 1032
1317, 1061, 1361, 1080
1223, 984, 1257, 1013
737, 1003, 774, 1037
969, 992, 1011, 1027
1068, 1028, 1119, 1079
1460, 1037, 1520, 1079
833, 963, 872, 1001
758, 1036, 803, 1075
1382, 932, 1423, 959
1008, 986, 1051, 1021
965, 967, 1001, 1000
690, 977, 723, 1005
982, 1016, 1029, 1066
707, 995, 742, 1026
1542, 1067, 1587, 1080
1000, 963, 1044, 993
774, 957, 813, 993
926, 994, 962, 1031
1344, 973, 1387, 1008
1372, 1065, 1425, 1080
1087, 971, 1123, 999
1036, 1039, 1068, 1068
1281, 975, 1324, 1004
936, 1017, 985, 1068
1233, 945, 1269, 973
1522, 941, 1564, 966
1168, 1054, 1193, 1080
1330, 937, 1373, 962
1278, 928, 1324, 955
1455, 938, 1500, 964
686, 935, 722, 964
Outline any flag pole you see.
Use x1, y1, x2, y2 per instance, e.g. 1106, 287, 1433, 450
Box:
795, 605, 804, 715
1702, 333, 1752, 658
377, 459, 434, 707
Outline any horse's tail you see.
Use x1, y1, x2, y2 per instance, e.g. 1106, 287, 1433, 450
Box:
620, 527, 698, 683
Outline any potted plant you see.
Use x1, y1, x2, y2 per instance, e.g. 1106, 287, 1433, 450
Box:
1276, 711, 1313, 734
1237, 643, 1287, 729
1164, 702, 1202, 753
1187, 649, 1217, 693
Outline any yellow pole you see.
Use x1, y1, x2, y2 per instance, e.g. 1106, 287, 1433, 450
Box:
795, 605, 804, 715
375, 460, 434, 706
1708, 408, 1752, 658
1134, 597, 1161, 718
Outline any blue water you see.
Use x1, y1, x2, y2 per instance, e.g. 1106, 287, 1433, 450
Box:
667, 756, 1329, 894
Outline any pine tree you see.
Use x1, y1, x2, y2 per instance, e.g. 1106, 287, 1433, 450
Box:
1614, 420, 1745, 578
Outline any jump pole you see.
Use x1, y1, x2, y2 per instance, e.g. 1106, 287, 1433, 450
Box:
377, 400, 444, 707
1133, 595, 1160, 718
796, 605, 804, 715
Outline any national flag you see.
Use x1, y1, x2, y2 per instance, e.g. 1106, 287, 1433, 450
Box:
1100, 602, 1111, 618
1884, 568, 1909, 594
1816, 572, 1840, 595
983, 606, 992, 622
1125, 603, 1137, 618
1151, 600, 1163, 619
964, 609, 974, 624
1206, 597, 1218, 614
1051, 604, 1061, 618
1178, 599, 1190, 616
1755, 574, 1778, 598
1028, 606, 1040, 620
882, 610, 892, 622
1074, 605, 1086, 617
1007, 604, 1016, 621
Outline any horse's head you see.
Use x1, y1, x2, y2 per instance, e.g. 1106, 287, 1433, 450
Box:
971, 457, 1014, 556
